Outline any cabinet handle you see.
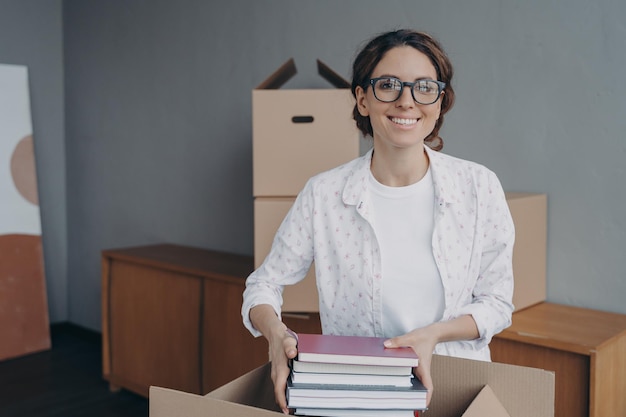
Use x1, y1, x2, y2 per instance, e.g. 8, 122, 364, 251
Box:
283, 312, 313, 320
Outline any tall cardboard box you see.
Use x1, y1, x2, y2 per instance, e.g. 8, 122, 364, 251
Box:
150, 354, 555, 417
252, 58, 360, 313
255, 193, 547, 313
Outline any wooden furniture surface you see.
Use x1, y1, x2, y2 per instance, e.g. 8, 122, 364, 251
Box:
102, 244, 321, 398
491, 302, 626, 417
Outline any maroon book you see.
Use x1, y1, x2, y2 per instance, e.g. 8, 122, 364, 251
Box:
295, 333, 419, 367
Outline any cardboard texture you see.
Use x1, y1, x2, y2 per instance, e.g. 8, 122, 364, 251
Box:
462, 385, 510, 417
252, 58, 360, 197
254, 193, 548, 313
149, 354, 554, 417
505, 193, 547, 311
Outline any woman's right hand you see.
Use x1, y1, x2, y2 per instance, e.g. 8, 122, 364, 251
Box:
249, 305, 298, 415
267, 321, 298, 414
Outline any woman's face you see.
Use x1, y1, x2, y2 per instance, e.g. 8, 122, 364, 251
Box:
355, 46, 442, 151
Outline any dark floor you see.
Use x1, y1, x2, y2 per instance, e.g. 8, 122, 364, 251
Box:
0, 323, 148, 417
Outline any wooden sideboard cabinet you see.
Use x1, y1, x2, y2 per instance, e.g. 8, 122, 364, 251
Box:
102, 244, 321, 398
490, 302, 626, 417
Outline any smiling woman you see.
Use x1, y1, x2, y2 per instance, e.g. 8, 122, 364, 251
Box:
242, 29, 514, 414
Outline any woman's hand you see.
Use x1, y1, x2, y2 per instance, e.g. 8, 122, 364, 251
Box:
267, 322, 298, 414
249, 305, 298, 414
384, 315, 480, 407
383, 327, 438, 406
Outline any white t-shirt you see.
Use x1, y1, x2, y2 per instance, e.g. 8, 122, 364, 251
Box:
368, 167, 445, 337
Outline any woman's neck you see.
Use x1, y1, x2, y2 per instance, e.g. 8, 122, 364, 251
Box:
370, 144, 429, 187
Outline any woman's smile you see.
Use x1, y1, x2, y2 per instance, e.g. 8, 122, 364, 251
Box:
389, 116, 419, 126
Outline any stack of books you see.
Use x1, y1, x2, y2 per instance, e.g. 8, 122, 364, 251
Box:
287, 333, 427, 417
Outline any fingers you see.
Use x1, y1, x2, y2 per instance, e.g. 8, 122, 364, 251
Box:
284, 332, 298, 359
271, 330, 298, 413
271, 356, 291, 413
384, 332, 435, 407
383, 335, 404, 348
414, 364, 434, 407
273, 372, 289, 413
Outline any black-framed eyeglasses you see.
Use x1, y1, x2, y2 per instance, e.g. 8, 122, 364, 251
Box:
368, 77, 446, 105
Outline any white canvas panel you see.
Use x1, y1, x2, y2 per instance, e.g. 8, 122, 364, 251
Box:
0, 64, 40, 235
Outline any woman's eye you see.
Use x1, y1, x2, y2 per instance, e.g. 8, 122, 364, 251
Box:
416, 81, 437, 93
379, 79, 400, 90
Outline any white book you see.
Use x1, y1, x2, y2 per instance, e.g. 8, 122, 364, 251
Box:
290, 370, 413, 387
286, 375, 427, 410
294, 407, 416, 417
291, 359, 413, 376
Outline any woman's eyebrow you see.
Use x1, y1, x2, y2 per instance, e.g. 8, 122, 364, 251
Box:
374, 73, 436, 80
372, 73, 399, 79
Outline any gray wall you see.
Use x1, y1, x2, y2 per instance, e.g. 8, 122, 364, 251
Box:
8, 0, 626, 331
0, 1, 66, 323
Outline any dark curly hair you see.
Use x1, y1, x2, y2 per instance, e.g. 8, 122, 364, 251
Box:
351, 29, 455, 151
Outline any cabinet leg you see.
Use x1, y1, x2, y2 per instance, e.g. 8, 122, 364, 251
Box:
108, 382, 121, 392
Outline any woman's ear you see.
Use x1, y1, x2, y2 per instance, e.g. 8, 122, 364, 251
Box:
436, 90, 445, 118
355, 86, 369, 117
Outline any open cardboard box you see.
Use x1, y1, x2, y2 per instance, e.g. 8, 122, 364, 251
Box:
150, 354, 554, 417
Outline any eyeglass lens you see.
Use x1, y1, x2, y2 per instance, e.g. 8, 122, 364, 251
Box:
372, 78, 441, 104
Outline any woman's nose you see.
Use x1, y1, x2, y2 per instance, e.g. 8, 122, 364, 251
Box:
396, 85, 415, 108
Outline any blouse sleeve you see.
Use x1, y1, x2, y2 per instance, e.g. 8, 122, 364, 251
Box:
241, 180, 316, 337
456, 169, 515, 349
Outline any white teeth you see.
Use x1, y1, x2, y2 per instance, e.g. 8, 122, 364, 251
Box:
390, 117, 417, 125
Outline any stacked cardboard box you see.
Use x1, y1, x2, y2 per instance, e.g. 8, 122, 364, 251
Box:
256, 193, 547, 313
252, 59, 548, 315
252, 58, 361, 312
505, 193, 547, 311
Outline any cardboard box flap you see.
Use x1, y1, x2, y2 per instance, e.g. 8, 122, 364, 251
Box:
256, 58, 350, 90
316, 59, 350, 88
256, 58, 297, 89
429, 354, 554, 417
462, 385, 511, 417
206, 362, 278, 411
150, 386, 279, 417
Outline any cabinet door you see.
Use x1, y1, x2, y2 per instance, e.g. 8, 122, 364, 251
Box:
201, 281, 322, 393
202, 278, 268, 393
108, 260, 202, 396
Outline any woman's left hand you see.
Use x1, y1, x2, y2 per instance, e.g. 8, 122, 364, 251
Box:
383, 326, 439, 407
383, 315, 480, 408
